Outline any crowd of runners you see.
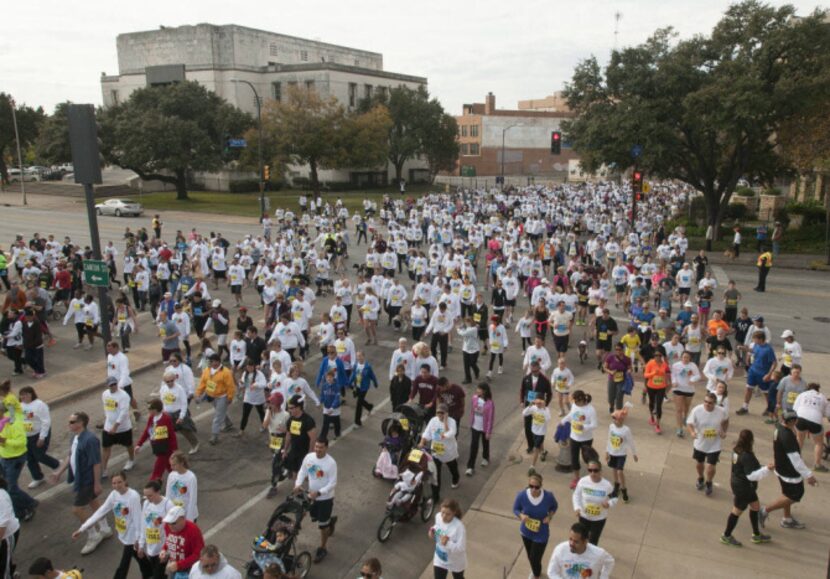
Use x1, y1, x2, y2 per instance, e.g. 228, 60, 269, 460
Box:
0, 181, 826, 579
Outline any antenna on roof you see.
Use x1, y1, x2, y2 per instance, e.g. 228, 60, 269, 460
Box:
613, 12, 622, 51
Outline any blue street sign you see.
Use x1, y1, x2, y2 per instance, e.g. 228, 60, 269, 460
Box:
228, 139, 247, 148
631, 144, 643, 159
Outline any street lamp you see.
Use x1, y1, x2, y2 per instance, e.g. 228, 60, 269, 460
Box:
231, 79, 265, 218
9, 97, 27, 206
500, 124, 523, 188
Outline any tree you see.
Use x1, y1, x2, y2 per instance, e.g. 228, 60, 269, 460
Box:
99, 81, 252, 200
0, 94, 44, 184
35, 102, 73, 166
562, 1, 830, 236
359, 85, 457, 184
255, 86, 391, 194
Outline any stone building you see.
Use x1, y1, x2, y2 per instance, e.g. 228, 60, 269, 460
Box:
100, 23, 429, 186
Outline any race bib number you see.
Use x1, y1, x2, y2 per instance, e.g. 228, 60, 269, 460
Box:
473, 314, 481, 323
613, 371, 624, 383
23, 421, 33, 433
598, 332, 608, 341
490, 341, 501, 350
783, 353, 793, 366
159, 328, 166, 338
585, 504, 602, 517
146, 527, 161, 544
526, 391, 537, 403
118, 314, 127, 322
787, 391, 797, 405
399, 418, 409, 430
689, 336, 700, 345
153, 426, 168, 440
85, 319, 94, 327
115, 517, 127, 534
532, 413, 546, 425
524, 517, 541, 533
657, 329, 666, 340
290, 420, 302, 436
652, 375, 664, 387
74, 303, 82, 311
703, 428, 717, 439
293, 311, 302, 320
269, 435, 284, 450
206, 380, 217, 396
408, 449, 423, 463
572, 421, 584, 435
104, 398, 118, 411
555, 378, 567, 393
431, 440, 445, 455
163, 393, 176, 405
610, 434, 622, 450
336, 343, 346, 353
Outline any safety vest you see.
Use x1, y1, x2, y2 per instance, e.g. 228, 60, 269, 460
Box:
757, 252, 772, 268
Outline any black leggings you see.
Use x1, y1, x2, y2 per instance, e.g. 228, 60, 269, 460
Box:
578, 516, 607, 545
271, 447, 285, 487
570, 439, 594, 473
488, 353, 503, 370
647, 387, 666, 420
462, 351, 480, 382
240, 402, 265, 431
521, 536, 548, 578
115, 543, 153, 579
466, 429, 489, 469
355, 390, 374, 425
434, 567, 464, 579
434, 457, 460, 498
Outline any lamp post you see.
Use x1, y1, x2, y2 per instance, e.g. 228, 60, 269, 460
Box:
9, 97, 27, 205
231, 79, 265, 218
500, 123, 521, 188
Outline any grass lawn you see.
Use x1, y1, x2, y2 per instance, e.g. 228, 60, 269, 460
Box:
134, 184, 436, 218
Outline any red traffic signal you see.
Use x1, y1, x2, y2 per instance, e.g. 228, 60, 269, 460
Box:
551, 131, 562, 154
632, 170, 643, 194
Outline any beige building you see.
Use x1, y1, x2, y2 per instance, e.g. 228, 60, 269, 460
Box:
100, 23, 430, 186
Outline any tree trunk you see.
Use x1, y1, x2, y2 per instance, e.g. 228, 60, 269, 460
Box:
394, 160, 404, 185
309, 158, 320, 196
175, 169, 189, 200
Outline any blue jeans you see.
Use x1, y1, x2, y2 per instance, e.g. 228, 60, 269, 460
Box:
1, 454, 37, 516
25, 434, 60, 481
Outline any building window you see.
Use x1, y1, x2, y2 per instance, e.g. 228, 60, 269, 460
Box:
287, 81, 298, 90
300, 50, 308, 62
470, 143, 480, 155
349, 83, 357, 107
354, 59, 360, 66
461, 126, 468, 137
364, 84, 373, 99
271, 82, 281, 102
376, 86, 387, 100
460, 143, 469, 155
270, 44, 279, 57
470, 125, 479, 137
305, 80, 315, 91
110, 90, 119, 105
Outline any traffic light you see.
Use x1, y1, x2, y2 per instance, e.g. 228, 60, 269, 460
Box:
632, 170, 643, 194
263, 165, 270, 181
551, 131, 561, 155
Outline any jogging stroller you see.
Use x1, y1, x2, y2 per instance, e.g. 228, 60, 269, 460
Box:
245, 491, 313, 578
373, 414, 413, 480
376, 447, 437, 542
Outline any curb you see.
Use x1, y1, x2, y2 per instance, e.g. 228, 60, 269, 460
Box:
46, 358, 165, 408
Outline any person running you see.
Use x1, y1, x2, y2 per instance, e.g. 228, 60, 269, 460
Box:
19, 386, 60, 490
736, 331, 776, 416
562, 390, 598, 490
522, 398, 551, 475
671, 351, 701, 438
429, 498, 467, 579
603, 343, 631, 414
720, 429, 774, 547
237, 358, 267, 437
551, 358, 574, 418
687, 391, 729, 496
547, 522, 615, 579
793, 383, 829, 473
294, 438, 338, 563
512, 472, 558, 579
71, 470, 150, 578
643, 350, 670, 434
486, 315, 508, 378
594, 309, 618, 370
759, 411, 817, 530
573, 459, 616, 545
465, 383, 494, 477
520, 361, 552, 454
349, 351, 378, 427
100, 376, 135, 476
606, 407, 638, 502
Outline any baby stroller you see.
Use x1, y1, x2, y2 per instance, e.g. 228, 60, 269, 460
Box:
376, 447, 437, 543
373, 414, 413, 480
396, 401, 428, 446
245, 490, 313, 578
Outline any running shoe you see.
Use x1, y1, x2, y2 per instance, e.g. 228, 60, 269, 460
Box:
780, 518, 806, 529
654, 425, 662, 435
621, 488, 629, 503
81, 531, 103, 555
540, 450, 548, 462
720, 535, 742, 547
736, 407, 749, 415
648, 415, 655, 426
751, 533, 772, 543
313, 547, 328, 563
481, 459, 489, 467
266, 486, 278, 499
695, 478, 705, 491
188, 443, 200, 455
705, 482, 713, 496
465, 468, 474, 476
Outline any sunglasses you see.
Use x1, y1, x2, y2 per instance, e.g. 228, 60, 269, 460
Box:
587, 468, 600, 473
528, 484, 541, 490
68, 419, 78, 424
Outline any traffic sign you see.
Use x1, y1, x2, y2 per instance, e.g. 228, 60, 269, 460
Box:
228, 139, 247, 148
83, 259, 109, 287
643, 182, 651, 194
631, 144, 643, 159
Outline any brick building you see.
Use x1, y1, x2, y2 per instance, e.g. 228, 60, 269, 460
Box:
453, 93, 578, 178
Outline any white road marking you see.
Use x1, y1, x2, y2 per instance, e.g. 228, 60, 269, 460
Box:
711, 265, 729, 287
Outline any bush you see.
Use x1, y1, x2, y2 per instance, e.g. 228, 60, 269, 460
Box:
761, 188, 781, 196
786, 200, 827, 226
735, 187, 756, 197
723, 203, 749, 222
229, 179, 283, 193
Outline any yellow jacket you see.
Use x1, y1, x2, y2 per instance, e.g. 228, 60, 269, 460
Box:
0, 418, 27, 459
196, 366, 236, 399
757, 252, 773, 268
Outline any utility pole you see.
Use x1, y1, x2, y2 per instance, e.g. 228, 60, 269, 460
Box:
9, 97, 27, 205
232, 79, 265, 219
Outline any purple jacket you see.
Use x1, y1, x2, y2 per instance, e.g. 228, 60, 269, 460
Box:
469, 395, 495, 437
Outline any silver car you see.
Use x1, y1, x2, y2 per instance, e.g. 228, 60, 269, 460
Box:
95, 198, 144, 217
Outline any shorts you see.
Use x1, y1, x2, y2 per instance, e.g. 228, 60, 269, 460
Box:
746, 369, 772, 391
724, 308, 737, 323
692, 449, 720, 465
73, 485, 98, 507
615, 284, 626, 294
231, 285, 242, 295
553, 335, 570, 353
733, 490, 759, 511
532, 434, 545, 449
678, 288, 691, 296
217, 334, 228, 347
796, 417, 822, 435
673, 390, 694, 398
284, 452, 303, 474
214, 270, 227, 279
506, 299, 517, 307
607, 455, 627, 470
102, 429, 133, 448
122, 385, 134, 400
779, 479, 805, 503
85, 324, 99, 336
55, 289, 70, 302
309, 498, 334, 528
596, 340, 612, 352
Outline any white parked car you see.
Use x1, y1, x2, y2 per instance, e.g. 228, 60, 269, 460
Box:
95, 198, 144, 217
7, 168, 38, 182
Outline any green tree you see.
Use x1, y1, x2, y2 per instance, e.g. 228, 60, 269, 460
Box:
422, 109, 459, 183
563, 1, 830, 235
0, 94, 45, 184
35, 102, 73, 166
99, 81, 252, 200
255, 86, 391, 194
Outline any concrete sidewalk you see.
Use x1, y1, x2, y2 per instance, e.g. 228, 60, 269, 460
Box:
421, 354, 830, 579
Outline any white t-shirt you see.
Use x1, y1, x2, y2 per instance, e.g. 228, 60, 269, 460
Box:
573, 476, 616, 521
687, 405, 728, 453
432, 514, 467, 573
422, 416, 459, 461
166, 469, 199, 520
295, 453, 338, 501
547, 541, 615, 579
0, 489, 19, 540
522, 405, 551, 436
551, 367, 575, 393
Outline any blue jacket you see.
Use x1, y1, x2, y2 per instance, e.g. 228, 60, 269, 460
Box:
320, 380, 342, 411
349, 363, 379, 394
67, 429, 101, 491
316, 356, 348, 389
512, 489, 558, 543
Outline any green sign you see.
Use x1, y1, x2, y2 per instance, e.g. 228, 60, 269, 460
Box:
83, 259, 109, 287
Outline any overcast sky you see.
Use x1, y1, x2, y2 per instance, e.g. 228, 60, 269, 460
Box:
2, 0, 822, 115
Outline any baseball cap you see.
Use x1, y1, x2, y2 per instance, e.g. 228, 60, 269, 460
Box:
239, 306, 248, 312
212, 299, 221, 307
269, 392, 284, 407
684, 301, 693, 308
781, 330, 794, 339
162, 506, 186, 524
106, 376, 118, 386
753, 315, 764, 323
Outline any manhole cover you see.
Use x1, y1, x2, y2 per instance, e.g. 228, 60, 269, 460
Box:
814, 317, 830, 323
